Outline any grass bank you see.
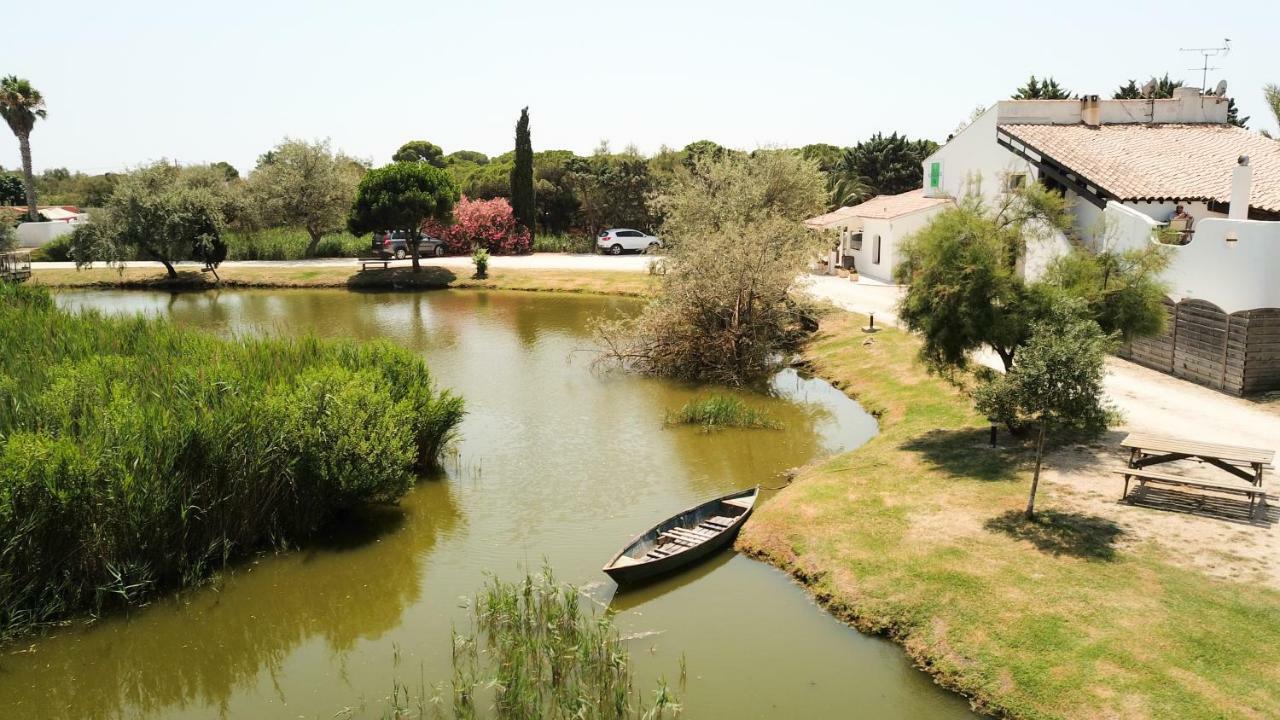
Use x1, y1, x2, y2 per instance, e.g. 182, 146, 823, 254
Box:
30, 265, 654, 297
737, 312, 1280, 719
0, 285, 464, 639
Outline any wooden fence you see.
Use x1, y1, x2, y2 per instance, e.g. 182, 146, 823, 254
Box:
1119, 298, 1280, 395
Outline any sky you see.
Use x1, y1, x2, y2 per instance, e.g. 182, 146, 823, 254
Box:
6, 0, 1279, 176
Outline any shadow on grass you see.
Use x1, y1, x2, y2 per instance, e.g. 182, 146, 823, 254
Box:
346, 265, 456, 292
985, 509, 1124, 561
901, 427, 1024, 483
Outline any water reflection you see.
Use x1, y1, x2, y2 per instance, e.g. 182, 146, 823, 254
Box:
2, 481, 460, 719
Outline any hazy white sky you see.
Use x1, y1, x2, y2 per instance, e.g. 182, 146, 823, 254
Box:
7, 0, 1278, 175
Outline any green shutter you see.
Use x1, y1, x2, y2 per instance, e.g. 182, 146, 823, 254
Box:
929, 162, 941, 188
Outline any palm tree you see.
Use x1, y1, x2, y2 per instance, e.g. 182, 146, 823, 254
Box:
0, 76, 47, 221
1265, 84, 1280, 138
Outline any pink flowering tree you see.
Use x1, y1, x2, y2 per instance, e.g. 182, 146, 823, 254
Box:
424, 196, 531, 255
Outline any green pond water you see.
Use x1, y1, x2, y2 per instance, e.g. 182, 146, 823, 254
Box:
2, 289, 975, 719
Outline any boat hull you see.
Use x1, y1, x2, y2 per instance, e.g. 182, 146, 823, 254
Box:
603, 487, 758, 586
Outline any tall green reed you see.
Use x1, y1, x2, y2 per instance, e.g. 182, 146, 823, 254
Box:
0, 284, 464, 639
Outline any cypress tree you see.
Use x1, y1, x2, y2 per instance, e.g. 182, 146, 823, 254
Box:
510, 107, 536, 237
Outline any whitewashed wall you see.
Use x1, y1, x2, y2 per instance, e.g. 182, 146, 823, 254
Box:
1103, 202, 1280, 313
847, 209, 943, 284
16, 221, 81, 248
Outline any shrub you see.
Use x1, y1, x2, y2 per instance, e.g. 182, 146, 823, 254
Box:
28, 231, 72, 260
531, 232, 596, 254
0, 285, 464, 638
425, 195, 531, 255
226, 227, 365, 260
472, 247, 490, 278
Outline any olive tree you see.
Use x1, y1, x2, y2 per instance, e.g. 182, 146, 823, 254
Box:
348, 162, 458, 272
595, 150, 827, 385
976, 303, 1115, 518
71, 162, 227, 278
246, 138, 361, 256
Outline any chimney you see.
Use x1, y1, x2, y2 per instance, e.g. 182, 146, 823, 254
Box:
1081, 95, 1101, 126
1229, 156, 1252, 220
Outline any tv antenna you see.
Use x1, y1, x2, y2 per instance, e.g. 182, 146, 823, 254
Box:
1180, 39, 1230, 91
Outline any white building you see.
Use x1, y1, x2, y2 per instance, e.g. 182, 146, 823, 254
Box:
810, 87, 1280, 393
804, 189, 952, 283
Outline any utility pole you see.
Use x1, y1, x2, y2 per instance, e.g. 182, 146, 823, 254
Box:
1180, 39, 1230, 91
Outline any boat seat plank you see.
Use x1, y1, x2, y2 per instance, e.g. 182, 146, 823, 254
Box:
722, 497, 754, 509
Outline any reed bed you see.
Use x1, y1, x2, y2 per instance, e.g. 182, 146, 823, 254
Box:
368, 568, 681, 719
0, 284, 464, 638
666, 395, 781, 431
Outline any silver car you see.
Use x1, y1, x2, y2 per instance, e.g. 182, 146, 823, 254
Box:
597, 228, 661, 255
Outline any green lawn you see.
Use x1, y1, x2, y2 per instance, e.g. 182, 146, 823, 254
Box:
738, 312, 1280, 719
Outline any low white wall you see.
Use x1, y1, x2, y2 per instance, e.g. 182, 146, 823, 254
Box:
1103, 202, 1280, 313
16, 221, 81, 248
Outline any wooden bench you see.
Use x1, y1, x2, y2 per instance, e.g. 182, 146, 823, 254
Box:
359, 258, 394, 271
1115, 469, 1268, 517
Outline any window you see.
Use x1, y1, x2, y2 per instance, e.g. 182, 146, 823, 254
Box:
872, 235, 881, 264
1005, 173, 1027, 192
618, 230, 643, 238
929, 162, 941, 189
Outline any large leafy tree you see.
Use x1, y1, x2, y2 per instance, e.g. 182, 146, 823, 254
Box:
71, 162, 228, 278
833, 133, 939, 199
0, 76, 47, 220
897, 184, 1168, 379
1013, 75, 1072, 100
975, 303, 1114, 518
563, 154, 657, 235
0, 172, 23, 205
246, 138, 361, 256
392, 140, 446, 167
348, 162, 459, 272
510, 107, 536, 236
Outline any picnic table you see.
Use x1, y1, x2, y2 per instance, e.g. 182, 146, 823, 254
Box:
1117, 432, 1273, 519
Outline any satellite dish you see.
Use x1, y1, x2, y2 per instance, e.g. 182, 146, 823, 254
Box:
1140, 79, 1157, 98
1214, 79, 1228, 97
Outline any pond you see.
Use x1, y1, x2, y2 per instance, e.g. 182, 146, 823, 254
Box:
1, 289, 975, 719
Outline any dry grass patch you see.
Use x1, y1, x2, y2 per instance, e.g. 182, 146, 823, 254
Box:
738, 312, 1280, 719
30, 265, 653, 297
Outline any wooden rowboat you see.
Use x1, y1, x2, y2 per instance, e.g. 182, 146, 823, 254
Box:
602, 487, 759, 586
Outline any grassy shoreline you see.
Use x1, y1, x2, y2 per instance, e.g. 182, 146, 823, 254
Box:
29, 265, 655, 297
738, 312, 1280, 719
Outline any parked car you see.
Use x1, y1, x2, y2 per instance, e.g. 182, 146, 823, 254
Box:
597, 228, 661, 255
373, 230, 445, 259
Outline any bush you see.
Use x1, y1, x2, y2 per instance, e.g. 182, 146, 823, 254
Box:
0, 285, 464, 637
226, 227, 366, 260
531, 232, 596, 254
29, 232, 73, 261
425, 195, 530, 255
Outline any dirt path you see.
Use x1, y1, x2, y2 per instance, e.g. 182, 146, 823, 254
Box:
805, 274, 1280, 588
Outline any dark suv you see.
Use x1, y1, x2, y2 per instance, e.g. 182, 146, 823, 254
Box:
373, 230, 445, 259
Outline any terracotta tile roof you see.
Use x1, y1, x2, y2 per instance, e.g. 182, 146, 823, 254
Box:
805, 189, 952, 229
1000, 123, 1280, 212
